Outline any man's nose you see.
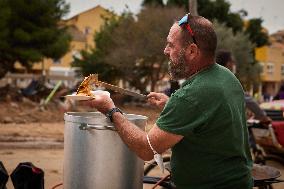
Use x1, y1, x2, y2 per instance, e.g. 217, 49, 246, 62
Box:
164, 46, 169, 56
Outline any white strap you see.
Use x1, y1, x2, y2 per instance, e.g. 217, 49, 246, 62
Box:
146, 134, 165, 173
146, 134, 157, 155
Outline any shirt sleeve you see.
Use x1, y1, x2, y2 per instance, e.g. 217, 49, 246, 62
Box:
156, 95, 208, 137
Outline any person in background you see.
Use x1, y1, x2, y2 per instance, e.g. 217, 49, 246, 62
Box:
164, 80, 180, 97
87, 14, 252, 189
274, 84, 284, 100
216, 50, 272, 125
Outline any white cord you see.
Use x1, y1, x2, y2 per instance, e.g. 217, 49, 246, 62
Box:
146, 134, 157, 155
146, 134, 165, 173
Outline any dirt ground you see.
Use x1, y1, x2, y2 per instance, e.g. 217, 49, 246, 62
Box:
0, 148, 164, 189
1, 100, 284, 189
0, 148, 64, 189
0, 100, 161, 189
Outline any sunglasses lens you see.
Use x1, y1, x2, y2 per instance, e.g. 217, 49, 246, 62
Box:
178, 15, 188, 26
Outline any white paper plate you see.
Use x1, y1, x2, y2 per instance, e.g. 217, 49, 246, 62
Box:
65, 95, 94, 101
91, 90, 110, 97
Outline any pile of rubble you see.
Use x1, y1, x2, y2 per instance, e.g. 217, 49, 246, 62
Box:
0, 98, 64, 124
0, 85, 22, 102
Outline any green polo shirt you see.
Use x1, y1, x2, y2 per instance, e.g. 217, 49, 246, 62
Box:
157, 64, 253, 189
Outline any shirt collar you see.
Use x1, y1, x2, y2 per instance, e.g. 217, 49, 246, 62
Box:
181, 63, 216, 87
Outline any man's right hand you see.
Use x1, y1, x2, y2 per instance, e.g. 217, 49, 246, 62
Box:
259, 116, 272, 128
147, 92, 169, 110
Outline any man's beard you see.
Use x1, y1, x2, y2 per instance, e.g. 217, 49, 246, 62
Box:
168, 50, 187, 81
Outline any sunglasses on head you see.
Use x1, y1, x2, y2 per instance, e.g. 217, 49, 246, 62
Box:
178, 13, 197, 45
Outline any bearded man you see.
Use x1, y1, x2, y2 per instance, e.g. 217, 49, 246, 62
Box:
88, 13, 253, 189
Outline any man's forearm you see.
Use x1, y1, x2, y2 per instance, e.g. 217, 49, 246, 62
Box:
112, 112, 154, 161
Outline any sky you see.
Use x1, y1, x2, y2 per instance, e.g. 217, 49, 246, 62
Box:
65, 0, 284, 34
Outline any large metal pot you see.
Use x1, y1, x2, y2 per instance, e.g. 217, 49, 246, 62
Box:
64, 112, 147, 189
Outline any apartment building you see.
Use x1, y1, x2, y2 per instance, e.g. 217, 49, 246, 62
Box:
255, 30, 284, 97
15, 5, 111, 74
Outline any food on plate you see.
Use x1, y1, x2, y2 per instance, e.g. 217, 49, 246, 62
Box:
76, 74, 98, 97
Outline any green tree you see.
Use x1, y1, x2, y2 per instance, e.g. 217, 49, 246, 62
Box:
154, 0, 268, 47
245, 18, 269, 47
73, 13, 122, 84
214, 21, 260, 91
104, 6, 184, 92
166, 0, 187, 7
74, 6, 184, 92
166, 0, 243, 32
142, 0, 165, 6
0, 0, 71, 78
0, 0, 13, 77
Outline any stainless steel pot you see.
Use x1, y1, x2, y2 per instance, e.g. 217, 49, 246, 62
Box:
64, 112, 147, 189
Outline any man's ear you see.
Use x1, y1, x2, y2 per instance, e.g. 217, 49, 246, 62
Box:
185, 43, 199, 59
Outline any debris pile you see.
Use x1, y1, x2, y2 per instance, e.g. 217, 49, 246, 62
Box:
0, 99, 64, 124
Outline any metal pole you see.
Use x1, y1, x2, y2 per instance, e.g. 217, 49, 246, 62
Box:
41, 60, 46, 83
43, 80, 62, 106
189, 0, 198, 16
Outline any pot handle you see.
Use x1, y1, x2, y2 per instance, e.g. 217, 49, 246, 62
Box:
79, 123, 116, 131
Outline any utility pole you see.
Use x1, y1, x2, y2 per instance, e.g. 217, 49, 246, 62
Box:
189, 0, 198, 16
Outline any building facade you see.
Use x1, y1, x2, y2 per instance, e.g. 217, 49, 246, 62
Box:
15, 5, 111, 73
255, 30, 284, 99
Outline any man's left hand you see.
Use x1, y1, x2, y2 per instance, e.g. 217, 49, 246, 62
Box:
86, 94, 115, 114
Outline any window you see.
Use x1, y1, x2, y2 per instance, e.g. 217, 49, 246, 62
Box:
266, 63, 274, 75
281, 64, 284, 76
84, 26, 91, 35
259, 62, 264, 75
53, 59, 61, 64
